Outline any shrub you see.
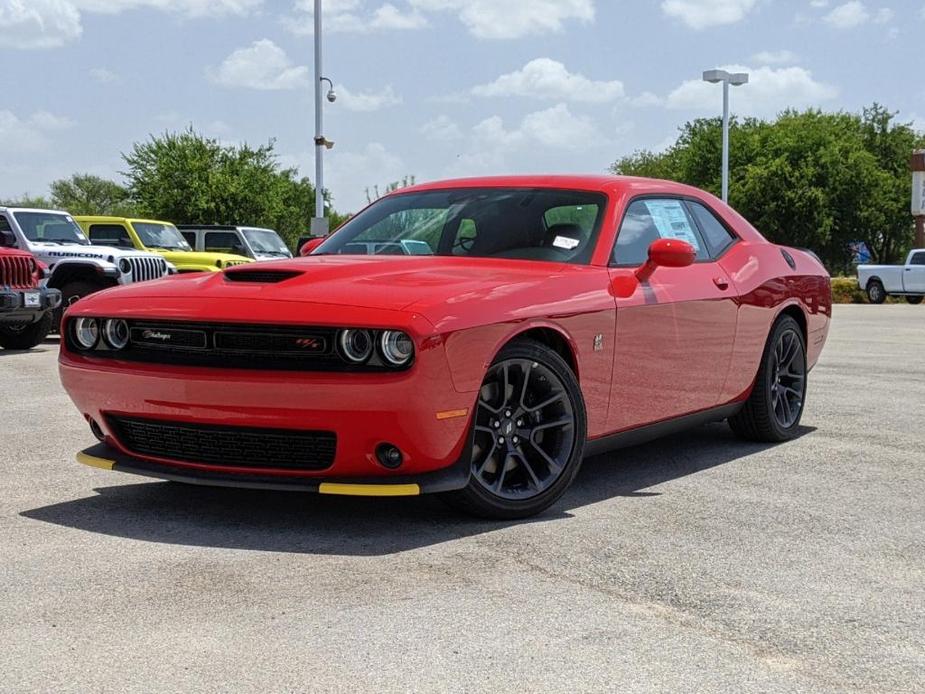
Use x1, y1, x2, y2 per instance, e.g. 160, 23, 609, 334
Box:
831, 276, 866, 303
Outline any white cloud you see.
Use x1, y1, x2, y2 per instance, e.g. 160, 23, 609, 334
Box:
752, 49, 799, 65
630, 91, 664, 107
336, 84, 402, 112
0, 110, 75, 152
326, 142, 406, 210
873, 7, 893, 23
409, 0, 594, 39
89, 67, 118, 83
286, 0, 427, 34
208, 40, 309, 91
823, 1, 869, 27
0, 0, 261, 49
661, 0, 758, 29
0, 0, 82, 49
472, 58, 624, 104
665, 64, 839, 117
421, 115, 462, 141
471, 104, 602, 151
71, 0, 262, 17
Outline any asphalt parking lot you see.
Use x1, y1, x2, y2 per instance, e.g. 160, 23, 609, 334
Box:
1, 304, 923, 693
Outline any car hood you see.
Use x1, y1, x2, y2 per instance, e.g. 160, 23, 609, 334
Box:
76, 255, 583, 318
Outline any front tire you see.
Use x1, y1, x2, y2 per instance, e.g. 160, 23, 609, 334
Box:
0, 312, 53, 350
443, 340, 587, 519
729, 315, 807, 443
906, 295, 923, 305
866, 280, 886, 304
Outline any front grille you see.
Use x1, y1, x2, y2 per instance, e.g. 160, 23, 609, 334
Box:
107, 415, 336, 471
126, 256, 168, 283
0, 255, 36, 289
224, 269, 302, 283
72, 320, 356, 371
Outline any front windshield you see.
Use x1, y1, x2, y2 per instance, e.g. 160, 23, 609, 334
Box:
13, 211, 89, 246
243, 228, 291, 256
132, 222, 192, 251
315, 188, 607, 264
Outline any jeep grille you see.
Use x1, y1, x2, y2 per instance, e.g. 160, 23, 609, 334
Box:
126, 256, 168, 283
0, 255, 36, 289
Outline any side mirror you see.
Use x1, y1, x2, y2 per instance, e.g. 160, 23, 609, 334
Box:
300, 237, 326, 256
0, 229, 16, 248
635, 238, 696, 283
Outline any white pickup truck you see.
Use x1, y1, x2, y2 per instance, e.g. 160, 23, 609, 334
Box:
857, 249, 925, 304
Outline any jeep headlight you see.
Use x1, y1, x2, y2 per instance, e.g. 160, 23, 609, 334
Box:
119, 258, 131, 274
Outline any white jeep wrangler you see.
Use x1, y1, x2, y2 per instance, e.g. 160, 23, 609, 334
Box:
0, 207, 173, 326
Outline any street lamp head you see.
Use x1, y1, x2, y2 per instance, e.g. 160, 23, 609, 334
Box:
703, 69, 729, 84
729, 72, 750, 87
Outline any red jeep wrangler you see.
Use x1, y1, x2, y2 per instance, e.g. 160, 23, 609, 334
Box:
0, 238, 62, 350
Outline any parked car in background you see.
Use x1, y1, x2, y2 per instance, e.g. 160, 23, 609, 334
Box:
177, 225, 292, 261
77, 217, 253, 274
61, 175, 832, 519
0, 236, 61, 349
856, 249, 925, 304
0, 207, 170, 327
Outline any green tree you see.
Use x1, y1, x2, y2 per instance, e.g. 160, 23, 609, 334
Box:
612, 105, 924, 272
122, 128, 339, 249
0, 194, 52, 209
49, 174, 136, 216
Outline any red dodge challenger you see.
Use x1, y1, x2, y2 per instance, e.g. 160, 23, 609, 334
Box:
60, 176, 831, 518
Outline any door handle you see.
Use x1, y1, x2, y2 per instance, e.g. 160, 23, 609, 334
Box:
713, 277, 730, 290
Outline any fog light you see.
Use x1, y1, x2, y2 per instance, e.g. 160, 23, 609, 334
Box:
73, 317, 99, 350
375, 443, 404, 469
88, 417, 105, 442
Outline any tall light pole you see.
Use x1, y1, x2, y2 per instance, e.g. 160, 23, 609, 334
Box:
312, 0, 336, 236
703, 69, 749, 203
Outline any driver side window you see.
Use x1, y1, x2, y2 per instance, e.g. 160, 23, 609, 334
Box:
613, 198, 708, 266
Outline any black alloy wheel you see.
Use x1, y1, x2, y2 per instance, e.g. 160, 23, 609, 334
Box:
444, 340, 586, 519
769, 328, 806, 430
729, 315, 807, 442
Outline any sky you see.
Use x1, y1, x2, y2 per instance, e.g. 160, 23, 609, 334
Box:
2, 0, 923, 213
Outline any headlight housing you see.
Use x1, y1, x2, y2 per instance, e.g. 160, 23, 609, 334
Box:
379, 330, 415, 366
338, 329, 374, 364
73, 318, 99, 350
102, 319, 130, 350
118, 258, 131, 274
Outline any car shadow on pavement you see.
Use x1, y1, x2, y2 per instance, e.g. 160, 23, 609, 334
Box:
21, 422, 815, 556
0, 336, 59, 358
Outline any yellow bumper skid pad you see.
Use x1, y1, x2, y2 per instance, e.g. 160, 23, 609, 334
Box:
76, 451, 116, 470
319, 483, 421, 497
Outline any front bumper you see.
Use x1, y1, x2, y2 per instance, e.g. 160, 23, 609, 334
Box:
77, 441, 471, 495
60, 340, 478, 482
0, 286, 61, 323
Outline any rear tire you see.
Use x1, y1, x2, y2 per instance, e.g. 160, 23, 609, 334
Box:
443, 340, 587, 520
54, 280, 104, 332
729, 315, 807, 443
866, 280, 886, 304
0, 312, 53, 350
906, 295, 923, 305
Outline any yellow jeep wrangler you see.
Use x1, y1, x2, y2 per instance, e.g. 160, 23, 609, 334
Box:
76, 216, 254, 273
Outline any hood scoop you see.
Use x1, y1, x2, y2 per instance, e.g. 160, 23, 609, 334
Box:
224, 268, 303, 283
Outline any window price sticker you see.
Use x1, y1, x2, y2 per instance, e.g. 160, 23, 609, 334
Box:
644, 200, 701, 251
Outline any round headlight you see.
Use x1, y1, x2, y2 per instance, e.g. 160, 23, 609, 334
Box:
73, 318, 99, 350
102, 319, 130, 350
338, 329, 373, 363
119, 258, 131, 274
379, 330, 414, 366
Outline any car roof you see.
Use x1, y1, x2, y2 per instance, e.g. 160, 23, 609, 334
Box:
75, 215, 174, 225
0, 207, 73, 215
394, 174, 712, 199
